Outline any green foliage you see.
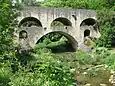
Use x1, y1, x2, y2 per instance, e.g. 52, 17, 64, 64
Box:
0, 0, 18, 55
96, 9, 115, 47
1, 0, 115, 85
0, 0, 18, 85
1, 47, 115, 85
41, 0, 110, 10
103, 54, 115, 70
75, 48, 115, 85
9, 49, 75, 86
14, 0, 40, 7
76, 47, 115, 71
0, 61, 12, 86
38, 33, 63, 43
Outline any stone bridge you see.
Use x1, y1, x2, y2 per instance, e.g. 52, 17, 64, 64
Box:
15, 6, 101, 51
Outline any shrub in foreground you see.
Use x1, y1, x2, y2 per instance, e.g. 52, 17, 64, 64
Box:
9, 48, 75, 86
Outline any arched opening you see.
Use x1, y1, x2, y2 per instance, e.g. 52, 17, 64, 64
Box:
51, 17, 72, 27
19, 30, 28, 39
80, 18, 96, 26
19, 17, 42, 27
84, 29, 90, 37
80, 18, 100, 42
49, 18, 72, 46
80, 18, 98, 31
36, 31, 77, 53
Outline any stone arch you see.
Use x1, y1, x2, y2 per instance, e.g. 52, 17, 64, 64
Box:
19, 17, 42, 27
51, 17, 72, 27
36, 31, 78, 51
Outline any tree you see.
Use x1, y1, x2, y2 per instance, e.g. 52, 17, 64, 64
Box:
14, 0, 40, 7
0, 0, 18, 56
41, 0, 109, 10
96, 9, 115, 47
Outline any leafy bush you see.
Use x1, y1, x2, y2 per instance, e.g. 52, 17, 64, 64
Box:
0, 0, 18, 55
0, 60, 12, 86
41, 0, 109, 10
9, 48, 75, 86
76, 48, 115, 71
96, 9, 115, 47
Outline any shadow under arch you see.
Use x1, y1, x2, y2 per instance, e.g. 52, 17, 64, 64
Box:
36, 31, 78, 52
19, 17, 42, 27
51, 17, 72, 26
84, 29, 90, 37
80, 18, 97, 26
